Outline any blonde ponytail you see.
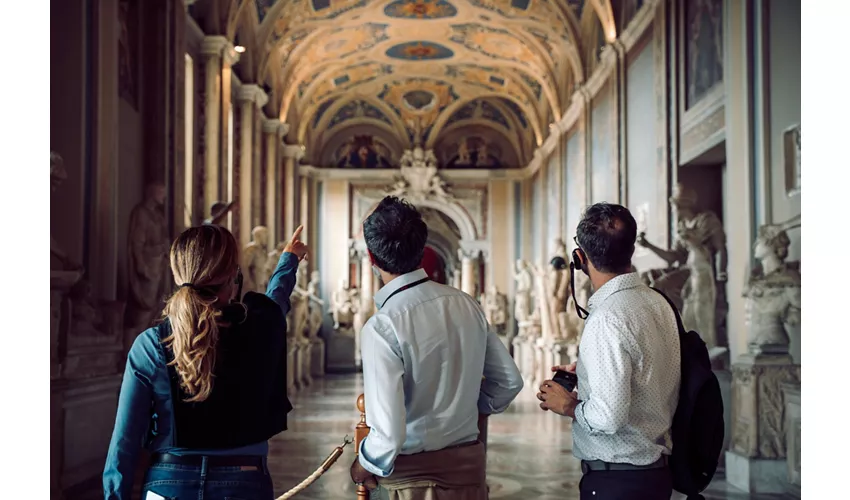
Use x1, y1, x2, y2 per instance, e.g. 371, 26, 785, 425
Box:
162, 225, 239, 402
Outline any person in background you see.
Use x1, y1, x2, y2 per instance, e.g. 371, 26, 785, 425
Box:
537, 203, 681, 500
349, 196, 523, 500
103, 224, 308, 500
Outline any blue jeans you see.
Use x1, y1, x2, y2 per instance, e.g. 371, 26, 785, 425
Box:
141, 456, 274, 500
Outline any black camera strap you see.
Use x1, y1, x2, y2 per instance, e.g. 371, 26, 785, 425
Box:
569, 263, 589, 320
380, 277, 430, 309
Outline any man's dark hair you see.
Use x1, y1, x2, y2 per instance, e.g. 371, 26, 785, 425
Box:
363, 196, 428, 275
576, 203, 637, 274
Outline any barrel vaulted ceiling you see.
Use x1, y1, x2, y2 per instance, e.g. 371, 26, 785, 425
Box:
201, 0, 646, 167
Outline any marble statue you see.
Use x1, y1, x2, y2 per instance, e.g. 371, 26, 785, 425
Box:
265, 242, 285, 280
513, 260, 533, 324
548, 239, 571, 340
242, 226, 270, 293
637, 183, 727, 350
743, 215, 801, 356
476, 142, 492, 167
306, 270, 325, 338
125, 183, 170, 336
330, 278, 360, 329
50, 152, 81, 273
307, 270, 320, 298
386, 146, 452, 203
479, 285, 509, 334
456, 138, 472, 166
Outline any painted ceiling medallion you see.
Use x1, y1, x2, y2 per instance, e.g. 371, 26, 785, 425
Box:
402, 90, 437, 112
384, 0, 458, 19
386, 41, 454, 61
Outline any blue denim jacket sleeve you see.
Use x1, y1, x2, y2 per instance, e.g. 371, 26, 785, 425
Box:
103, 330, 160, 500
265, 252, 300, 316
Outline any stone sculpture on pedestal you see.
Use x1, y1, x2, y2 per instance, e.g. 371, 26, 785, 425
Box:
479, 285, 508, 335
125, 183, 170, 347
306, 270, 326, 379
726, 214, 801, 494
743, 216, 801, 356
265, 242, 285, 281
512, 260, 533, 328
242, 226, 269, 294
637, 183, 728, 352
50, 152, 125, 500
330, 278, 360, 330
547, 239, 570, 341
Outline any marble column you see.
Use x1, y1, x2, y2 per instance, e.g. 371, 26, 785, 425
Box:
459, 248, 479, 297
263, 121, 287, 247
282, 145, 303, 240
357, 253, 374, 368
235, 85, 268, 249
299, 175, 310, 262
199, 36, 237, 219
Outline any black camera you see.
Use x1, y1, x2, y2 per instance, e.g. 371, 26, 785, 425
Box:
552, 370, 578, 393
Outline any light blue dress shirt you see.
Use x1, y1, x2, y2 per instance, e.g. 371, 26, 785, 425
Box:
572, 272, 681, 466
102, 252, 300, 500
357, 269, 523, 477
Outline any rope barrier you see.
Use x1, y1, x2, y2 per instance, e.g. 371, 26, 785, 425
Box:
275, 435, 354, 500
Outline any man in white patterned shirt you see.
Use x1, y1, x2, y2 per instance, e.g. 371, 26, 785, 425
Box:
537, 203, 681, 499
349, 196, 523, 499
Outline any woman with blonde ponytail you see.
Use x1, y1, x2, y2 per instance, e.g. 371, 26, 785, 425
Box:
104, 224, 309, 500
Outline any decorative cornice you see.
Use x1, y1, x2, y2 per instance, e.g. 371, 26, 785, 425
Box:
297, 165, 529, 182
237, 84, 268, 108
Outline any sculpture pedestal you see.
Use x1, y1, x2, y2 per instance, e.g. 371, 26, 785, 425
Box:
511, 334, 525, 379
782, 383, 801, 498
725, 353, 800, 494
537, 339, 576, 383
298, 341, 312, 389
519, 337, 538, 388
310, 337, 325, 377
326, 328, 357, 373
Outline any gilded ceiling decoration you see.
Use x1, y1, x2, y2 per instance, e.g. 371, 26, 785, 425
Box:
238, 0, 620, 168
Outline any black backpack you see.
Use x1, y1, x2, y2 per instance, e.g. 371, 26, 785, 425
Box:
651, 288, 725, 500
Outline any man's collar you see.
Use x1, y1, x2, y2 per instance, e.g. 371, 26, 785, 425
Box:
374, 268, 429, 310
587, 272, 643, 311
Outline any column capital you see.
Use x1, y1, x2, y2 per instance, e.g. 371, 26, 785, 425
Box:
201, 36, 230, 57
263, 118, 283, 135
283, 144, 306, 161
237, 84, 268, 108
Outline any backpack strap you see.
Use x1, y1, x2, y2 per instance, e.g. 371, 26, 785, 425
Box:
649, 287, 687, 336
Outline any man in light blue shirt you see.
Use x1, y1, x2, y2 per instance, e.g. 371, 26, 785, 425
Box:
349, 196, 523, 498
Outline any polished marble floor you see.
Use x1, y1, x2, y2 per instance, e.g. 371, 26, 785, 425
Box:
269, 375, 790, 500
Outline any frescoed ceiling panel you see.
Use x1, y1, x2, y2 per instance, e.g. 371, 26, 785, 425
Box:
241, 0, 613, 167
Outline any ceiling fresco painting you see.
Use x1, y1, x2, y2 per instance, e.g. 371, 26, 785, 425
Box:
384, 0, 458, 19
334, 135, 395, 168
240, 0, 620, 168
385, 41, 455, 61
328, 99, 395, 129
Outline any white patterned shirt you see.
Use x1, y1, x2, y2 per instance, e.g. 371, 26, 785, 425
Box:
358, 269, 523, 477
572, 272, 681, 465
